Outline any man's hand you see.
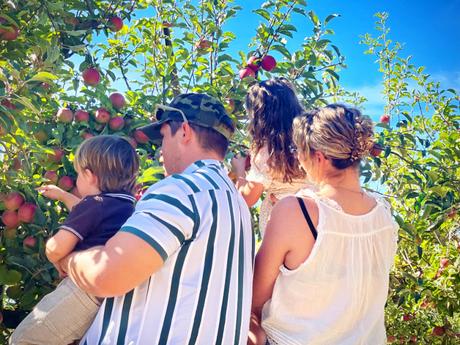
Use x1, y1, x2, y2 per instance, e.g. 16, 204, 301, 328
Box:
231, 152, 250, 177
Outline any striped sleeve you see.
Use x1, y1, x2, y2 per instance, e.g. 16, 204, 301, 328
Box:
120, 182, 195, 261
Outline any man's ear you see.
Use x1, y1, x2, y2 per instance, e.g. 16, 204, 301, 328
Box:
181, 122, 194, 144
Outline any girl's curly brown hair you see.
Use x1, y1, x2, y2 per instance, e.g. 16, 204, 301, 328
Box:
246, 78, 305, 182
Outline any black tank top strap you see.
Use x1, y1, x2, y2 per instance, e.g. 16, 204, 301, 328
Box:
296, 197, 318, 240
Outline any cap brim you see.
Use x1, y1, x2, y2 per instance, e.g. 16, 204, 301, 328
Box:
137, 119, 168, 145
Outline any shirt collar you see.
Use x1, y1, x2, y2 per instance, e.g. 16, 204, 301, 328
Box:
103, 193, 137, 203
183, 159, 225, 175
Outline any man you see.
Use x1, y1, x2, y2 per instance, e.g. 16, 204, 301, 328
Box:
60, 93, 254, 344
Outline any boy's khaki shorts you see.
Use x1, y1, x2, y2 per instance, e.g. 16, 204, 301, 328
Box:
9, 277, 101, 345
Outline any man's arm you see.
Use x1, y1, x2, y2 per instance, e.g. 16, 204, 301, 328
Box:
60, 231, 164, 297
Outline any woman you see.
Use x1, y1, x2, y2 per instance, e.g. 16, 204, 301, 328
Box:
249, 104, 398, 345
232, 78, 308, 237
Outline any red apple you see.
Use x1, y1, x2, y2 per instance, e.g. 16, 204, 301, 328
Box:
23, 235, 37, 248
239, 67, 256, 79
431, 326, 445, 337
56, 108, 74, 123
0, 17, 19, 41
4, 228, 17, 239
75, 109, 89, 122
12, 157, 22, 171
247, 56, 260, 71
4, 192, 24, 211
64, 15, 79, 27
126, 136, 138, 149
440, 258, 449, 268
134, 129, 149, 144
0, 125, 6, 136
82, 68, 101, 86
2, 210, 20, 229
18, 202, 37, 223
447, 209, 457, 219
195, 38, 212, 50
95, 108, 111, 123
81, 131, 94, 140
48, 148, 64, 163
109, 93, 126, 109
44, 170, 59, 184
1, 99, 16, 110
109, 16, 123, 32
370, 144, 383, 157
380, 114, 390, 124
402, 314, 413, 322
387, 335, 396, 343
261, 55, 276, 71
58, 176, 74, 191
109, 116, 125, 131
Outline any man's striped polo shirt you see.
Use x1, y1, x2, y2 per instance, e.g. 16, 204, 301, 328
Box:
81, 159, 254, 344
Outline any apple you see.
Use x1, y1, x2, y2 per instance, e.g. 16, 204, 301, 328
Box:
247, 56, 260, 71
447, 209, 457, 219
34, 130, 48, 143
162, 21, 173, 28
4, 192, 24, 211
0, 125, 6, 136
44, 170, 59, 184
56, 108, 74, 123
126, 136, 138, 149
58, 176, 74, 191
18, 203, 37, 223
81, 131, 94, 140
109, 116, 125, 131
380, 114, 390, 124
195, 38, 212, 50
64, 15, 79, 27
134, 129, 149, 144
95, 108, 111, 123
387, 336, 396, 343
440, 258, 449, 268
261, 55, 276, 71
370, 144, 383, 157
2, 210, 20, 229
23, 235, 37, 248
82, 68, 101, 86
109, 93, 126, 109
12, 157, 22, 171
75, 109, 90, 122
48, 148, 64, 163
4, 228, 17, 239
224, 98, 235, 114
0, 17, 19, 41
1, 99, 16, 110
239, 67, 256, 79
402, 314, 413, 322
431, 326, 445, 337
109, 16, 123, 32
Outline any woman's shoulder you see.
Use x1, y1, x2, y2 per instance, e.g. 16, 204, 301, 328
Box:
270, 196, 319, 232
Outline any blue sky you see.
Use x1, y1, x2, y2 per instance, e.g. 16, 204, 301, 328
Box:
219, 0, 460, 117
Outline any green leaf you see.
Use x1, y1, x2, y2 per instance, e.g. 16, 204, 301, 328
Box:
29, 72, 59, 83
308, 10, 320, 27
272, 44, 291, 59
253, 9, 271, 21
15, 96, 40, 114
325, 14, 340, 24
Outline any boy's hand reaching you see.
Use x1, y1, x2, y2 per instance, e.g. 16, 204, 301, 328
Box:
37, 185, 81, 210
37, 185, 66, 201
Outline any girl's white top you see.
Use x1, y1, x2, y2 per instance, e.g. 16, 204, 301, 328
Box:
246, 147, 308, 236
261, 188, 398, 345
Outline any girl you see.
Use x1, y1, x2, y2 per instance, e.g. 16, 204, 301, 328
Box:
231, 78, 308, 236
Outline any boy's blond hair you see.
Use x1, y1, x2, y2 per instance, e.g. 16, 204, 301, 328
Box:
74, 135, 139, 194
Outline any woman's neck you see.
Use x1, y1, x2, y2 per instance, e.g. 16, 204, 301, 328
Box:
317, 169, 362, 195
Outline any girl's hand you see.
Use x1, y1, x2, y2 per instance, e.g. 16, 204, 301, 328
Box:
36, 185, 66, 201
231, 153, 249, 177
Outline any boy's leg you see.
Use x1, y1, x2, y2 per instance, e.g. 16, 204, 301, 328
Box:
9, 277, 101, 345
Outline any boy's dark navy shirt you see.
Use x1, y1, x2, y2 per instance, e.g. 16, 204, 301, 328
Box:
61, 193, 136, 251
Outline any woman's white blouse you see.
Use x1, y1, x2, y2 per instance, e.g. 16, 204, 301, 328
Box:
262, 189, 399, 345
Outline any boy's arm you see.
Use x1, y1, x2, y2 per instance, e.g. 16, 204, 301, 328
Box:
37, 185, 81, 210
45, 229, 80, 264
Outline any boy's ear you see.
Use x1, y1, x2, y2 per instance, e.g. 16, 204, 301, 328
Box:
84, 168, 99, 186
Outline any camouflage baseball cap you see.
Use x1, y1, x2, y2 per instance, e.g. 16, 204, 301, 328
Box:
139, 93, 235, 145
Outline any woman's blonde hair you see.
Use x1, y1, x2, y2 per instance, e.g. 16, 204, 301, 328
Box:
293, 104, 374, 169
74, 135, 139, 194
